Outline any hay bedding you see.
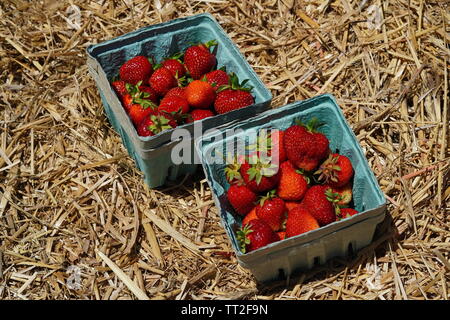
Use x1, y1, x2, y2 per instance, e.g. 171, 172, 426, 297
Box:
0, 0, 448, 300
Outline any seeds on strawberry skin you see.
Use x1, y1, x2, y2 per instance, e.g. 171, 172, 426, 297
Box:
255, 191, 287, 232
237, 219, 279, 253
185, 80, 216, 109
186, 109, 215, 123
302, 185, 337, 226
227, 184, 258, 216
285, 207, 320, 238
119, 56, 153, 85
158, 96, 190, 114
148, 67, 177, 96
277, 160, 309, 201
184, 40, 217, 80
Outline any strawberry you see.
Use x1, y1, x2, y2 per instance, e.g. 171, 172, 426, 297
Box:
248, 129, 287, 164
186, 109, 215, 123
276, 160, 309, 201
184, 40, 217, 80
237, 219, 279, 253
285, 201, 305, 211
128, 100, 157, 126
255, 190, 287, 232
112, 80, 128, 99
285, 207, 320, 238
242, 207, 258, 227
239, 155, 280, 193
283, 118, 330, 172
205, 68, 229, 90
277, 231, 286, 240
158, 96, 190, 114
224, 154, 245, 185
161, 52, 186, 78
185, 80, 216, 109
136, 112, 177, 137
119, 56, 153, 85
148, 67, 177, 96
325, 183, 352, 206
164, 87, 186, 100
138, 85, 159, 104
227, 183, 258, 216
337, 208, 359, 220
214, 73, 254, 114
302, 185, 336, 226
315, 153, 354, 188
121, 93, 134, 112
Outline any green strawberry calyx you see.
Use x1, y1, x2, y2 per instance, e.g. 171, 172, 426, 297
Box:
246, 154, 279, 185
258, 190, 277, 207
315, 153, 342, 183
236, 224, 253, 254
147, 115, 174, 134
224, 154, 242, 183
217, 72, 253, 93
295, 117, 325, 133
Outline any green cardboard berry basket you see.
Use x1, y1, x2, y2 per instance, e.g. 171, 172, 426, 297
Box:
195, 94, 387, 283
86, 13, 272, 188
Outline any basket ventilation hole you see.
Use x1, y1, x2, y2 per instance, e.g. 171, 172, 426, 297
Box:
347, 242, 355, 258
313, 256, 320, 266
278, 268, 286, 281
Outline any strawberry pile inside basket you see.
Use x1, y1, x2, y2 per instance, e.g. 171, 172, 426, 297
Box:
110, 40, 255, 137
225, 119, 359, 254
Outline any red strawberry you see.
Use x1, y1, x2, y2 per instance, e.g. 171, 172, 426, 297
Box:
283, 118, 330, 172
285, 207, 320, 238
242, 207, 258, 227
186, 109, 215, 123
237, 219, 279, 253
338, 208, 359, 220
248, 129, 287, 164
227, 183, 258, 216
239, 156, 280, 193
205, 68, 229, 90
285, 201, 305, 211
158, 96, 190, 114
325, 183, 352, 206
136, 112, 177, 137
184, 40, 217, 80
302, 185, 336, 226
148, 67, 177, 96
185, 80, 216, 109
315, 153, 354, 188
121, 93, 134, 112
277, 231, 286, 240
138, 85, 159, 104
276, 160, 309, 201
119, 56, 153, 85
128, 100, 157, 126
214, 73, 254, 114
164, 87, 186, 100
161, 56, 186, 78
255, 191, 287, 232
112, 80, 128, 99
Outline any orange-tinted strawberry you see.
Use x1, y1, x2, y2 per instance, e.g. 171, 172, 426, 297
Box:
277, 160, 309, 201
128, 100, 157, 126
148, 67, 177, 96
277, 231, 286, 240
316, 153, 354, 188
184, 40, 217, 80
239, 156, 280, 193
185, 80, 216, 109
237, 219, 279, 253
214, 73, 254, 114
119, 56, 153, 85
186, 109, 215, 123
227, 183, 258, 216
158, 96, 190, 114
284, 118, 330, 172
121, 93, 134, 112
285, 207, 320, 238
164, 87, 186, 100
136, 112, 177, 137
285, 201, 305, 211
255, 191, 287, 232
302, 185, 336, 226
205, 68, 229, 90
337, 208, 359, 220
242, 207, 258, 227
112, 80, 128, 99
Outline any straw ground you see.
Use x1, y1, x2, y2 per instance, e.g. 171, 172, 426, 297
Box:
0, 0, 448, 300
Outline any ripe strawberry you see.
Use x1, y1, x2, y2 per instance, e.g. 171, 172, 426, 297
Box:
128, 100, 157, 126
164, 87, 186, 100
161, 53, 186, 78
136, 112, 177, 137
239, 155, 280, 193
121, 93, 134, 112
277, 160, 309, 201
186, 109, 215, 123
184, 40, 217, 80
158, 96, 190, 114
248, 129, 287, 164
283, 118, 330, 172
237, 219, 279, 253
185, 80, 216, 109
119, 56, 153, 85
242, 207, 258, 227
227, 183, 258, 216
255, 191, 287, 232
205, 68, 229, 90
337, 208, 359, 220
112, 80, 128, 99
138, 85, 159, 104
315, 153, 354, 188
277, 231, 286, 240
148, 67, 177, 96
285, 201, 305, 211
285, 207, 320, 238
302, 185, 336, 226
214, 73, 254, 114
325, 183, 352, 206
